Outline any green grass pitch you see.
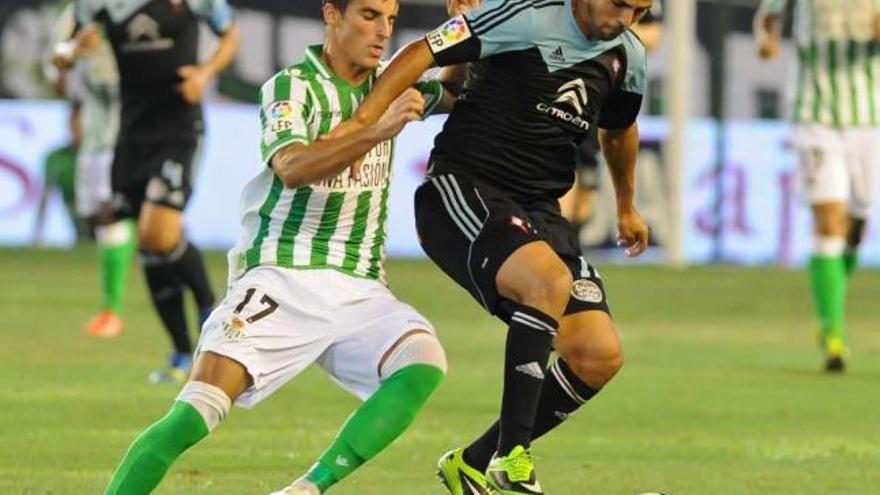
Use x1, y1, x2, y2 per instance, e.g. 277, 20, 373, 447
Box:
2, 247, 879, 494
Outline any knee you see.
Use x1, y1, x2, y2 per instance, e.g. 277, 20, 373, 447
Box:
814, 212, 848, 238
138, 226, 181, 254
379, 331, 448, 380
177, 380, 233, 432
562, 335, 624, 388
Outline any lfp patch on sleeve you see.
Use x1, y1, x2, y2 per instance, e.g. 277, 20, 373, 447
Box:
268, 101, 294, 132
426, 16, 472, 54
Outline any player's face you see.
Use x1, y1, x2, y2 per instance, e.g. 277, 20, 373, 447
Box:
580, 0, 653, 41
328, 0, 399, 70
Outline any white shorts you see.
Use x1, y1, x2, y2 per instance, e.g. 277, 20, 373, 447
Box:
792, 125, 880, 218
197, 266, 435, 408
75, 150, 113, 217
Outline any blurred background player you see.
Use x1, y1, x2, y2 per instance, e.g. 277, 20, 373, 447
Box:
32, 103, 89, 245
53, 3, 134, 338
58, 0, 241, 383
754, 0, 880, 372
559, 0, 663, 232
99, 0, 461, 493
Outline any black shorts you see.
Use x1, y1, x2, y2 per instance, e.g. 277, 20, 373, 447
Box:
111, 137, 201, 220
415, 171, 610, 323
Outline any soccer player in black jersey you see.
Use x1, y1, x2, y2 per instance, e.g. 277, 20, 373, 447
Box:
57, 0, 240, 383
330, 0, 653, 493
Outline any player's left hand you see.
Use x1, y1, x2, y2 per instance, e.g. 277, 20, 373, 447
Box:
177, 65, 215, 104
447, 0, 481, 17
616, 208, 649, 257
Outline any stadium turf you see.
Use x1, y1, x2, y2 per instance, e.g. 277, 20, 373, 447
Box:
2, 247, 878, 494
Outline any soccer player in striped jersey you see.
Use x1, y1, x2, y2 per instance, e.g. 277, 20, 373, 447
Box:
755, 0, 880, 372
100, 1, 464, 494
52, 4, 134, 339
328, 0, 653, 493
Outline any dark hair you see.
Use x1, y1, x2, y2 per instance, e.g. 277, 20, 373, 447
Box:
323, 0, 350, 11
323, 0, 398, 12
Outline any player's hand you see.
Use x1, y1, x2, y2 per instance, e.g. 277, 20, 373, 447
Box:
177, 65, 215, 104
76, 26, 101, 56
757, 36, 780, 60
616, 207, 649, 257
52, 26, 100, 70
447, 0, 481, 16
375, 88, 425, 141
350, 89, 423, 180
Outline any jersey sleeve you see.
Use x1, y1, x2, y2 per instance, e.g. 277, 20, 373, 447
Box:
260, 71, 312, 165
759, 0, 788, 15
597, 34, 647, 130
186, 0, 235, 35
426, 0, 535, 67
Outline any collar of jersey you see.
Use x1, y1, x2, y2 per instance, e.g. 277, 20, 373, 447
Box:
304, 45, 374, 91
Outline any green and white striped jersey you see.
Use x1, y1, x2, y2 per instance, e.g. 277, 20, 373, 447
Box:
230, 45, 443, 283
762, 0, 880, 127
56, 4, 120, 153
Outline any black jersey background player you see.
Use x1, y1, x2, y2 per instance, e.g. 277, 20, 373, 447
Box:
61, 0, 241, 383
560, 0, 662, 231
327, 0, 652, 494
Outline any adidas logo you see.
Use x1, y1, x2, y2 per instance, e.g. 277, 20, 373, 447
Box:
549, 46, 565, 62
335, 455, 349, 467
515, 362, 545, 380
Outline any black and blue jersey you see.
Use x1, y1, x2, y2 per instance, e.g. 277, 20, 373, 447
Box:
425, 0, 647, 201
75, 0, 234, 142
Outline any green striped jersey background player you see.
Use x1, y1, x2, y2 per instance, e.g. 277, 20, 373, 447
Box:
761, 0, 880, 127
56, 4, 120, 154
229, 45, 442, 284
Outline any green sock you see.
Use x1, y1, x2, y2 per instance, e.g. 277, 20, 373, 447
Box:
808, 255, 847, 344
104, 401, 209, 495
98, 220, 136, 313
307, 364, 444, 492
843, 250, 858, 278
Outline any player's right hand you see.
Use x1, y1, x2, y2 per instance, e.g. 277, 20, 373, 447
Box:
374, 88, 425, 141
53, 26, 100, 70
616, 208, 649, 258
447, 0, 481, 17
76, 26, 101, 55
757, 37, 779, 60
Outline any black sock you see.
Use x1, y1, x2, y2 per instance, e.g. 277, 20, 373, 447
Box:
143, 256, 191, 354
496, 306, 558, 456
172, 241, 215, 311
464, 357, 599, 471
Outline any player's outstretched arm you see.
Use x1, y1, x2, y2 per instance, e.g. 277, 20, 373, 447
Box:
753, 5, 782, 60
272, 89, 425, 188
600, 123, 649, 257
354, 41, 437, 128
